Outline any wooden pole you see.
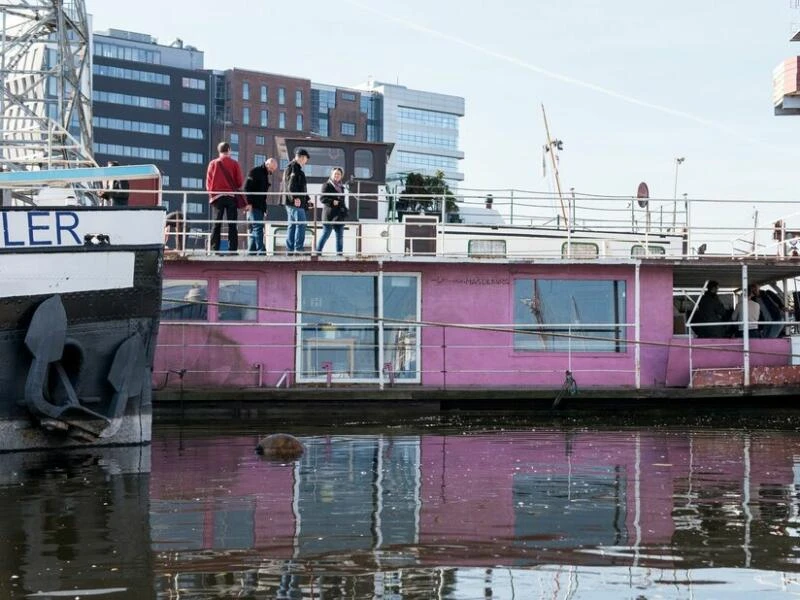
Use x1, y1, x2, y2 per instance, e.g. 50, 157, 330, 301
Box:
541, 104, 568, 228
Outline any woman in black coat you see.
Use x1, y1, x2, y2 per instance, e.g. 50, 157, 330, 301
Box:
315, 167, 348, 254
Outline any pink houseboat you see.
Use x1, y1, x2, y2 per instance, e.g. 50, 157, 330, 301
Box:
153, 139, 800, 403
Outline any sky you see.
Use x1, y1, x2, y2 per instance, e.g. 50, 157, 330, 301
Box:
86, 0, 800, 231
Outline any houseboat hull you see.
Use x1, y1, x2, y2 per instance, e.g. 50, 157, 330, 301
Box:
154, 253, 800, 403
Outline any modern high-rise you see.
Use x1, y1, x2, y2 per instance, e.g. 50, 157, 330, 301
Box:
356, 80, 465, 186
91, 29, 212, 214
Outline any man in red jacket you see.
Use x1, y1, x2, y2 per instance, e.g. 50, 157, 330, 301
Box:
206, 141, 244, 254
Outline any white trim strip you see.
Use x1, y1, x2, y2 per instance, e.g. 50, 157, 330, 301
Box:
0, 252, 136, 298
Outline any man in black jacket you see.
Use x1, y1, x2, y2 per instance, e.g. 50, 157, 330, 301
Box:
99, 160, 130, 207
244, 157, 277, 255
283, 148, 312, 254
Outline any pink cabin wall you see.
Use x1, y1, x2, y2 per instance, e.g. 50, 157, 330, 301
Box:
155, 261, 677, 390
665, 338, 791, 387
418, 263, 674, 388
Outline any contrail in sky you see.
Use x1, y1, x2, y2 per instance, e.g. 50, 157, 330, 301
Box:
343, 0, 775, 149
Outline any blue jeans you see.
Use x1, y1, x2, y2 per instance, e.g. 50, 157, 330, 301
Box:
316, 223, 344, 254
247, 208, 265, 254
286, 206, 307, 252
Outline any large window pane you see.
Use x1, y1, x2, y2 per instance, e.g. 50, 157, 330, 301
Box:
299, 274, 419, 381
162, 279, 208, 321
219, 280, 257, 321
302, 146, 345, 178
383, 276, 418, 379
513, 279, 626, 352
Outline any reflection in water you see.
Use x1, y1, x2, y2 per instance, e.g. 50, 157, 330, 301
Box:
147, 422, 800, 598
0, 446, 153, 599
5, 420, 800, 598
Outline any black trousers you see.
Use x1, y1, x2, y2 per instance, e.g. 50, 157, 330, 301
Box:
210, 195, 238, 252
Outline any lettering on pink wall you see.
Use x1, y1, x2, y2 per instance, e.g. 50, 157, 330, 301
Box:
431, 277, 509, 286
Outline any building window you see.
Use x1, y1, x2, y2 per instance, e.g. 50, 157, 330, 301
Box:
162, 280, 208, 321
260, 109, 268, 127
298, 274, 420, 382
279, 112, 286, 129
181, 127, 203, 139
93, 64, 170, 85
219, 280, 257, 321
396, 151, 457, 171
340, 122, 356, 136
255, 135, 265, 145
93, 91, 170, 110
260, 85, 268, 103
242, 82, 250, 101
296, 114, 303, 131
93, 142, 169, 161
94, 41, 161, 64
278, 87, 286, 105
182, 77, 206, 90
354, 149, 373, 178
230, 133, 239, 147
398, 106, 458, 129
513, 279, 627, 353
181, 177, 204, 189
181, 102, 206, 115
242, 107, 250, 125
341, 92, 356, 101
253, 153, 266, 166
300, 146, 344, 178
181, 152, 204, 164
93, 116, 169, 136
295, 90, 303, 108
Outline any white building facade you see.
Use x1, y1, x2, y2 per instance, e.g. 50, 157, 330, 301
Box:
358, 80, 464, 187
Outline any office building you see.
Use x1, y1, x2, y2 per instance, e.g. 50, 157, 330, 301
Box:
91, 29, 212, 214
356, 80, 464, 186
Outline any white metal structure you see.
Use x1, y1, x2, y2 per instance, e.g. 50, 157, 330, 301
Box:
0, 0, 95, 172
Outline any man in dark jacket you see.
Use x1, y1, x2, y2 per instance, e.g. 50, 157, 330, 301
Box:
691, 280, 728, 338
244, 157, 277, 255
99, 160, 130, 207
283, 148, 312, 254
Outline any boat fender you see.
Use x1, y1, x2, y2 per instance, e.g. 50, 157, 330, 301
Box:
255, 433, 304, 460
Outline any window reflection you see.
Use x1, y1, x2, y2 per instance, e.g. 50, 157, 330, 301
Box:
514, 279, 627, 352
354, 149, 373, 179
299, 274, 419, 381
162, 279, 208, 321
219, 280, 257, 321
302, 147, 345, 178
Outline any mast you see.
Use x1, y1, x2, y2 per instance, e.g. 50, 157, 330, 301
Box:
0, 0, 96, 172
541, 104, 568, 228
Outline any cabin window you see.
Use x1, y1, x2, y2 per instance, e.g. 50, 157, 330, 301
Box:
631, 245, 666, 257
513, 279, 627, 352
353, 149, 373, 178
561, 242, 598, 259
219, 280, 257, 321
298, 273, 420, 382
161, 279, 208, 321
302, 146, 346, 178
468, 240, 506, 257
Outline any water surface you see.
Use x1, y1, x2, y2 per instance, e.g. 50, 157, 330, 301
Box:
3, 412, 800, 598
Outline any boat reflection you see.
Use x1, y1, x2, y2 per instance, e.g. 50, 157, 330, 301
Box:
0, 446, 153, 599
149, 426, 800, 597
